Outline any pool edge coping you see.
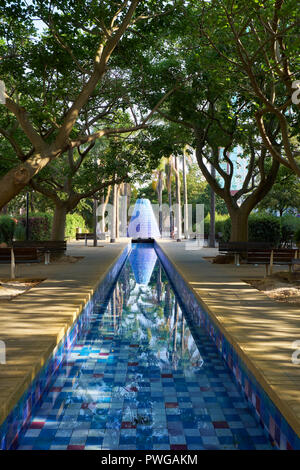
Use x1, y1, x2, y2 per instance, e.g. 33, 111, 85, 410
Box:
155, 240, 300, 446
0, 242, 131, 448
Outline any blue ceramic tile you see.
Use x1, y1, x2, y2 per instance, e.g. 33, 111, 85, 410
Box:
0, 244, 279, 451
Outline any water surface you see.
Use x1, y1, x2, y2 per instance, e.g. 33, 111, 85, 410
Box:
17, 244, 273, 450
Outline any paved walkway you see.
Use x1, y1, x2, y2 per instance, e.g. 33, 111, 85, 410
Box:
0, 240, 130, 426
157, 241, 300, 438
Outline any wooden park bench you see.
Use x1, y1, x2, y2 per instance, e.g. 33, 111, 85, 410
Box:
0, 247, 40, 279
76, 232, 95, 245
13, 240, 67, 264
218, 241, 272, 266
76, 232, 110, 245
247, 248, 299, 279
292, 258, 300, 269
0, 247, 39, 264
0, 247, 40, 264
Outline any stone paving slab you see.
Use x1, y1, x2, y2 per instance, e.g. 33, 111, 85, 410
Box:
0, 240, 130, 426
157, 240, 300, 437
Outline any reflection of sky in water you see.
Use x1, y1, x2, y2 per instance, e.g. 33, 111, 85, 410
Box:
117, 245, 203, 371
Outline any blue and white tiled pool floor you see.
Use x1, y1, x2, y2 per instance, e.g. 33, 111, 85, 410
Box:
16, 245, 274, 450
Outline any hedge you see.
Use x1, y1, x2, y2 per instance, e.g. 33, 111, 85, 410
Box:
295, 227, 300, 245
222, 213, 282, 246
17, 213, 52, 240
15, 212, 86, 240
204, 213, 229, 239
65, 213, 86, 239
280, 214, 300, 245
248, 213, 281, 246
0, 216, 16, 244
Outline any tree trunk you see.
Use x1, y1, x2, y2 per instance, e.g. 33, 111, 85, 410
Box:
110, 184, 117, 242
209, 164, 216, 247
157, 172, 163, 235
229, 209, 249, 242
93, 198, 98, 247
51, 203, 67, 241
100, 194, 105, 232
116, 185, 120, 239
182, 151, 188, 238
122, 183, 128, 237
174, 156, 182, 241
166, 163, 173, 237
100, 186, 112, 233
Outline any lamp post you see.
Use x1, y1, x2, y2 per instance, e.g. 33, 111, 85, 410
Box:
26, 192, 29, 240
110, 183, 117, 243
93, 198, 98, 247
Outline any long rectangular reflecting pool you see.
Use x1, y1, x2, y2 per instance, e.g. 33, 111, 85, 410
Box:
16, 243, 274, 450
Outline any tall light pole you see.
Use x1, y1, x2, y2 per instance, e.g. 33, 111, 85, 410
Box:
93, 198, 98, 247
26, 192, 30, 240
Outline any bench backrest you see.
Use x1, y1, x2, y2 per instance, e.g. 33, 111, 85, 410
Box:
0, 247, 38, 261
75, 233, 94, 240
272, 249, 298, 262
13, 240, 66, 251
247, 248, 298, 263
219, 241, 272, 252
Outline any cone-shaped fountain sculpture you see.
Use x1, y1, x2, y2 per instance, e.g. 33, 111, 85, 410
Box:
127, 198, 160, 240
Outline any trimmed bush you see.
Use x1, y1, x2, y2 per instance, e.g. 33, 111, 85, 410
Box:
280, 218, 295, 247
0, 216, 16, 244
17, 212, 53, 240
222, 217, 232, 242
204, 213, 229, 239
295, 227, 300, 245
248, 213, 281, 246
17, 212, 86, 240
220, 213, 281, 245
65, 213, 86, 239
14, 222, 26, 241
281, 214, 300, 245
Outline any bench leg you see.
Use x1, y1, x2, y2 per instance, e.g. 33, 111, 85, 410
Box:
234, 253, 240, 266
265, 264, 268, 278
288, 265, 292, 282
10, 249, 15, 280
45, 252, 50, 265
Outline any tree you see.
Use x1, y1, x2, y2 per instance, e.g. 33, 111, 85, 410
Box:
126, 2, 282, 241
257, 165, 300, 217
31, 130, 160, 240
199, 0, 300, 177
0, 0, 175, 208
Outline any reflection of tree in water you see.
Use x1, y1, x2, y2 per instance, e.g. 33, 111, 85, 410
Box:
119, 264, 134, 307
111, 254, 203, 371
